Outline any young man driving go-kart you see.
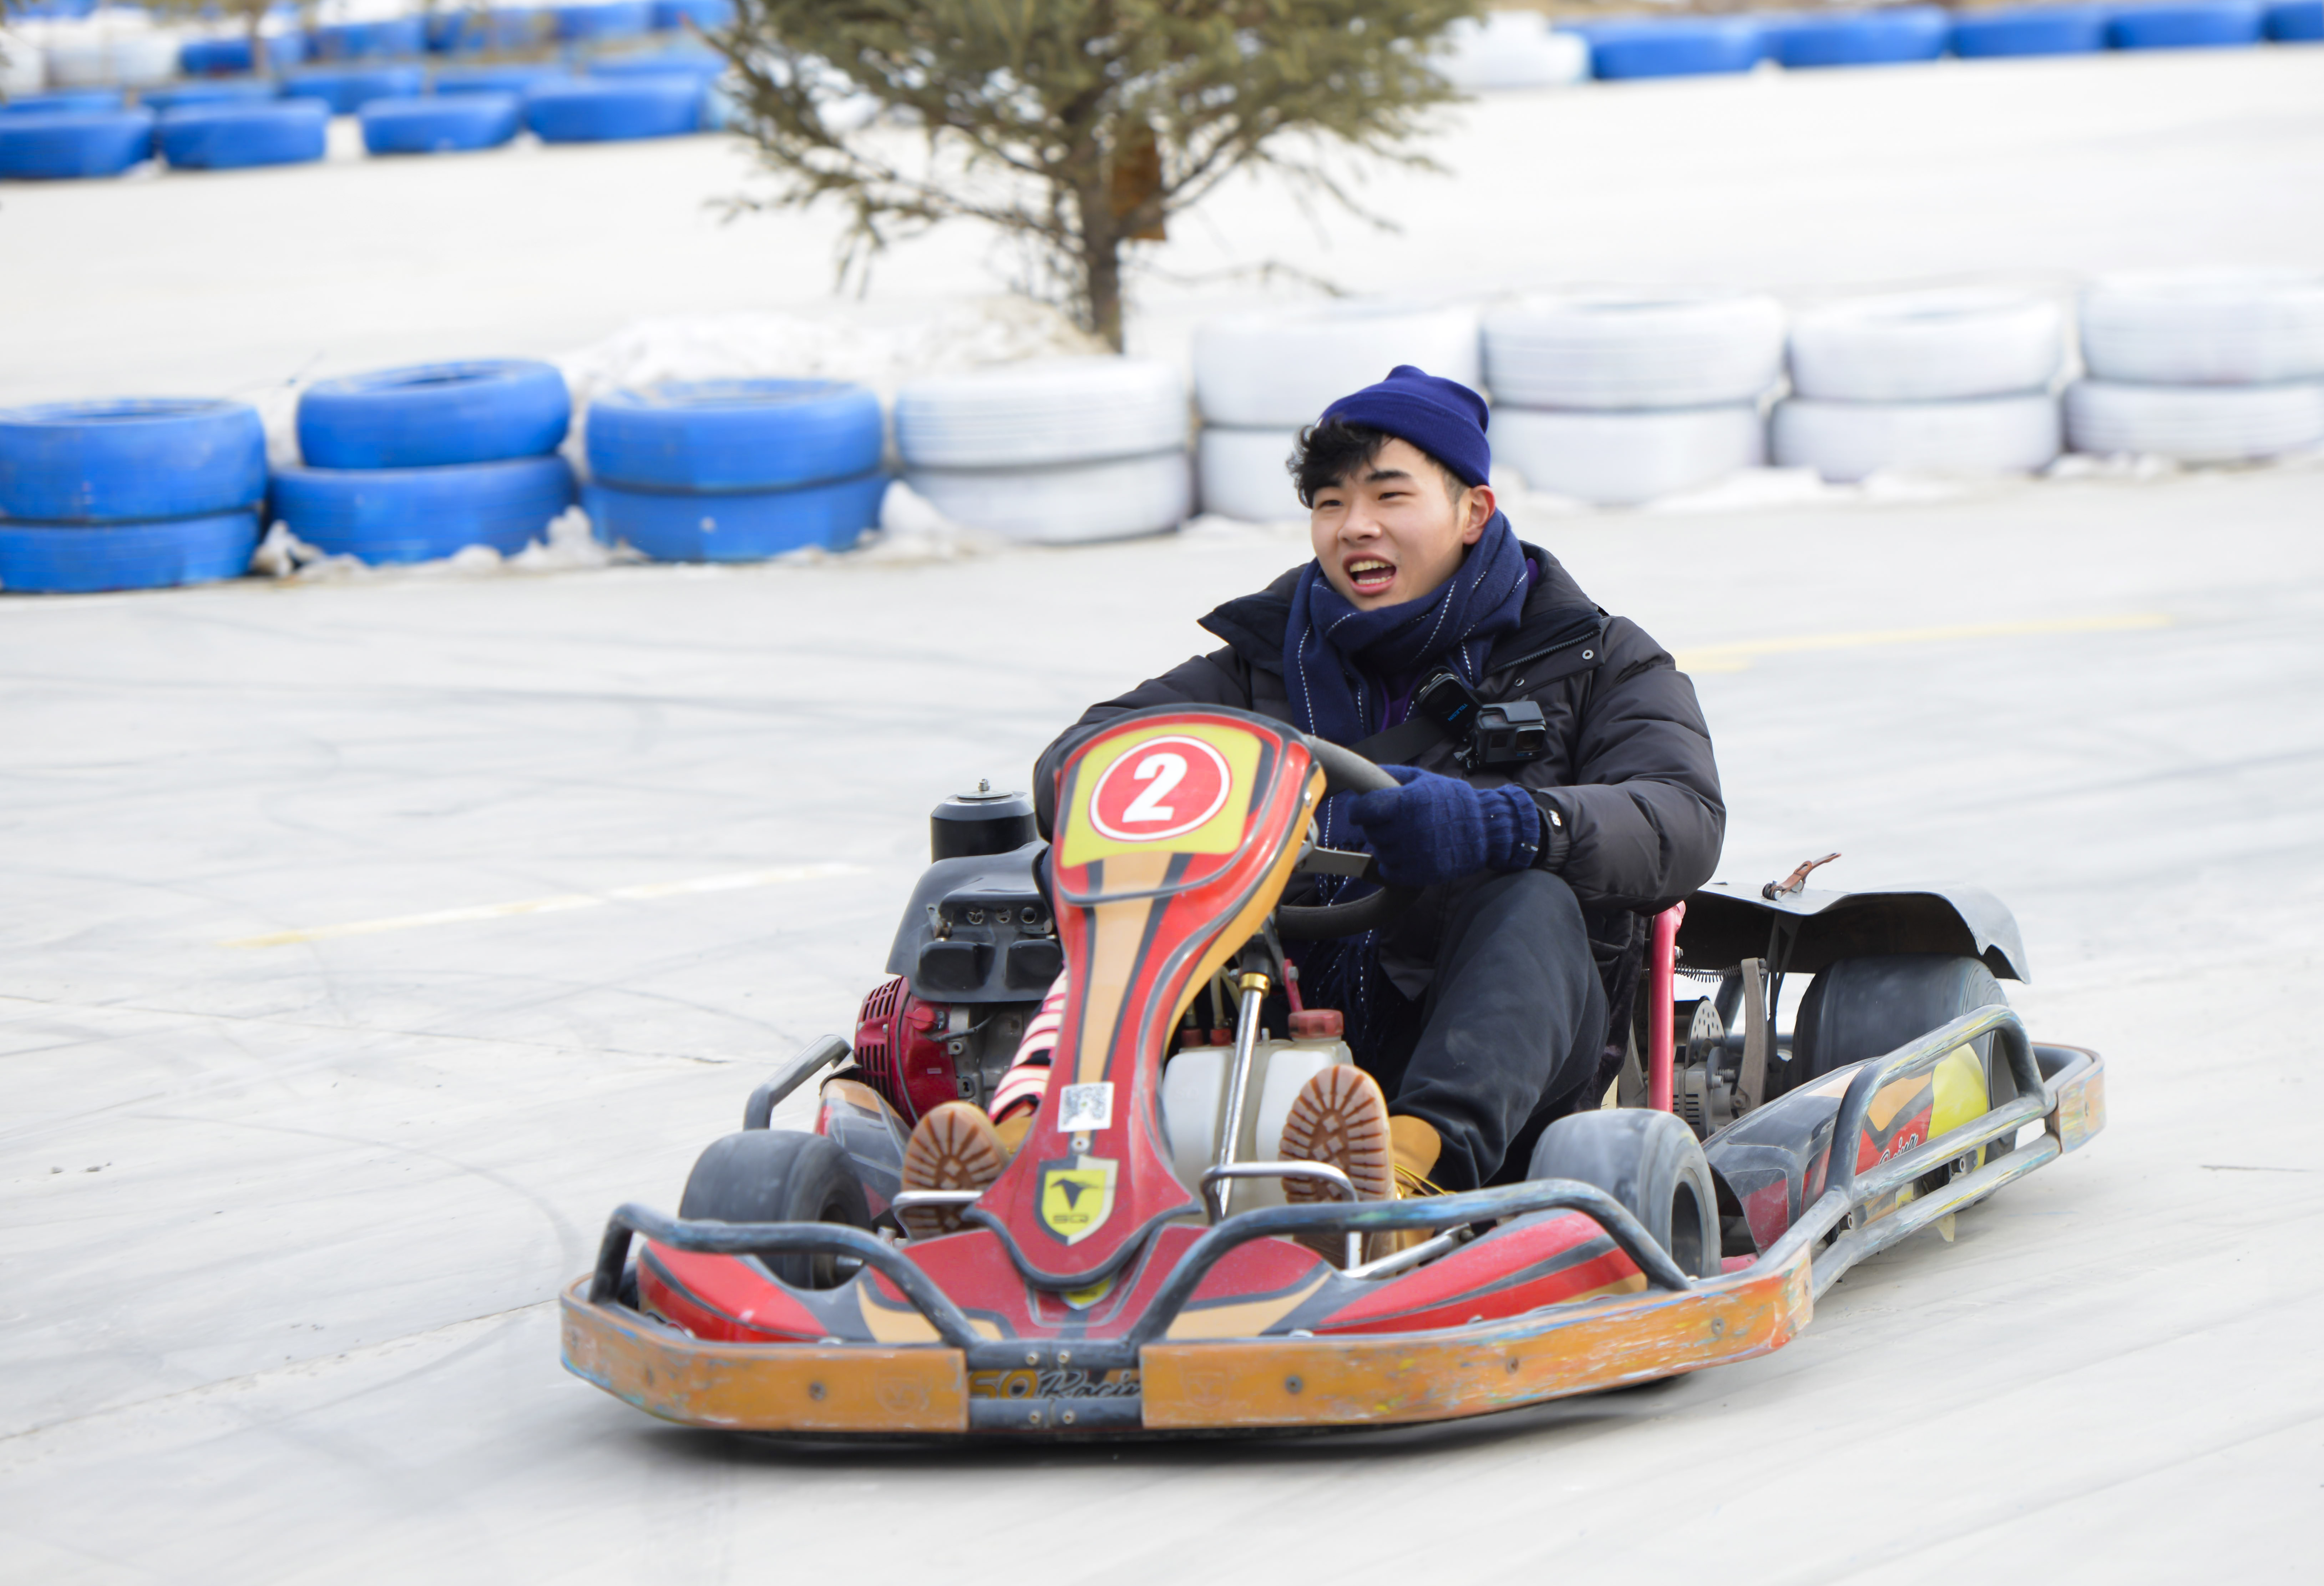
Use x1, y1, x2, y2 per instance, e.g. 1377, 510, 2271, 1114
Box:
893, 365, 1725, 1257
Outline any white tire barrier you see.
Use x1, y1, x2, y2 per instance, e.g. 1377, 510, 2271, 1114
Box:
2079, 269, 2324, 386
1787, 291, 2064, 402
1197, 427, 1304, 523
896, 357, 1186, 469
1483, 292, 1784, 410
1492, 405, 1764, 506
906, 451, 1193, 545
2, 37, 42, 98
1436, 13, 1591, 91
1772, 395, 2060, 481
1192, 301, 1481, 429
2063, 379, 2324, 462
43, 28, 181, 89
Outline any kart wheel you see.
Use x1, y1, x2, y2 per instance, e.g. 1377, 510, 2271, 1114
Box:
678, 1130, 870, 1289
1784, 953, 2017, 1159
1528, 1108, 1721, 1279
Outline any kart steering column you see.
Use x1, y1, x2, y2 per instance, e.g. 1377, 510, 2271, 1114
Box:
1212, 963, 1272, 1218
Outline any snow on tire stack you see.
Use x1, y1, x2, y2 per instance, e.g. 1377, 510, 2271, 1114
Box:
1434, 12, 1590, 91
1482, 293, 1779, 505
2065, 271, 2324, 463
0, 399, 265, 594
897, 359, 1189, 543
1773, 291, 2064, 481
1194, 302, 1480, 523
582, 380, 888, 560
271, 361, 577, 564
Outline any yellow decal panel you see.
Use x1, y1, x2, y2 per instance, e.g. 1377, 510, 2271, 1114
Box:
1039, 1155, 1118, 1245
1057, 721, 1265, 870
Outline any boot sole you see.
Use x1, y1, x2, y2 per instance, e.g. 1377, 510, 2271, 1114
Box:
1277, 1066, 1394, 1265
898, 1102, 1004, 1242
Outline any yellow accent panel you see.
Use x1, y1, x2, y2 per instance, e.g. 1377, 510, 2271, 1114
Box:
1057, 721, 1267, 869
1068, 851, 1172, 1085
1163, 1272, 1332, 1340
857, 1282, 1001, 1344
1167, 765, 1325, 1037
1929, 1043, 1991, 1142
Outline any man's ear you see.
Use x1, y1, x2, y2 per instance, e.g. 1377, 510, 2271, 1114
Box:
1459, 483, 1496, 545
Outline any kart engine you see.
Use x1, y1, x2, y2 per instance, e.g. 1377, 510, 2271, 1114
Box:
852, 976, 1032, 1124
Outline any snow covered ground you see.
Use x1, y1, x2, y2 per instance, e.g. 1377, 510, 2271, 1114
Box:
2, 43, 2323, 1585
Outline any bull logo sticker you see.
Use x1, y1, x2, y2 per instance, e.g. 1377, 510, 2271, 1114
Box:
1038, 1154, 1118, 1245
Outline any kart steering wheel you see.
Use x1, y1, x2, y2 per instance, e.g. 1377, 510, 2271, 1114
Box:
1275, 736, 1418, 941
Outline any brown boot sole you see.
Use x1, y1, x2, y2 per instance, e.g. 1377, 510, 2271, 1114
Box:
898, 1102, 1005, 1242
1277, 1066, 1394, 1266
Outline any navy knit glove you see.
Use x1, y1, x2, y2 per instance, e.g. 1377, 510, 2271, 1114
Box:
1348, 766, 1542, 889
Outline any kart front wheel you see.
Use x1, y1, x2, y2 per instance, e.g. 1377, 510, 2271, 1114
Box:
678, 1130, 871, 1289
1528, 1108, 1721, 1279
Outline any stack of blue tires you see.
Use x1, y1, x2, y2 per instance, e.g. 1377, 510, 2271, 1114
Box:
582, 381, 888, 560
272, 362, 577, 564
0, 399, 264, 594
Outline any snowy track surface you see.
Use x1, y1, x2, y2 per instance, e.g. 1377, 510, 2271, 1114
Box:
3, 467, 2322, 1579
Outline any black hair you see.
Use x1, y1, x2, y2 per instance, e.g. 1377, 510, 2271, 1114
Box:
1289, 418, 1467, 509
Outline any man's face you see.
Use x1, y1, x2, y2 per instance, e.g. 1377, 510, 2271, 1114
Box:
1308, 437, 1496, 610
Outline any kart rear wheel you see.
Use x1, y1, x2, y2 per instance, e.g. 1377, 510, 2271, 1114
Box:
1784, 954, 2017, 1163
1528, 1108, 1721, 1279
678, 1130, 871, 1289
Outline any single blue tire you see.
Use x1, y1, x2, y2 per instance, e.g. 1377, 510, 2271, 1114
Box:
0, 398, 265, 522
282, 66, 426, 115
0, 511, 259, 595
584, 471, 888, 561
2107, 1, 2267, 47
588, 50, 723, 81
431, 64, 574, 95
525, 78, 702, 141
270, 456, 577, 564
141, 80, 282, 114
1581, 19, 1764, 78
651, 0, 733, 29
2265, 0, 2324, 37
159, 101, 329, 170
3, 89, 125, 115
0, 111, 154, 180
181, 35, 307, 75
299, 360, 570, 468
1773, 7, 1950, 66
1950, 6, 2112, 56
312, 17, 427, 60
585, 380, 883, 493
557, 2, 655, 41
360, 93, 521, 154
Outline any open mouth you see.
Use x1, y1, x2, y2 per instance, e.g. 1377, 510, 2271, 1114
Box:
1343, 557, 1397, 597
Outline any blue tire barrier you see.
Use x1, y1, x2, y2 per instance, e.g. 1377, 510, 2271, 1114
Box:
282, 66, 426, 116
651, 0, 733, 30
158, 101, 330, 171
586, 380, 883, 493
299, 360, 571, 469
0, 399, 265, 523
525, 78, 703, 142
0, 511, 259, 595
310, 17, 427, 61
557, 2, 655, 41
2265, 0, 2324, 37
2107, 1, 2267, 47
432, 64, 574, 95
360, 92, 522, 154
1950, 6, 2112, 56
588, 50, 724, 81
3, 89, 125, 115
0, 111, 155, 181
1772, 6, 1950, 66
141, 80, 283, 114
584, 471, 888, 561
1580, 19, 1764, 79
180, 34, 308, 75
270, 456, 578, 564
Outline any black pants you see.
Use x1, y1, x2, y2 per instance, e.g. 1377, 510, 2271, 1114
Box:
1355, 868, 1606, 1192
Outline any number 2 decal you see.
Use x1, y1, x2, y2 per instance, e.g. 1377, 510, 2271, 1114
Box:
1118, 752, 1186, 825
1086, 734, 1233, 844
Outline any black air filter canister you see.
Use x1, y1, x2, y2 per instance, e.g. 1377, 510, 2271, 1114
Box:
930, 782, 1037, 861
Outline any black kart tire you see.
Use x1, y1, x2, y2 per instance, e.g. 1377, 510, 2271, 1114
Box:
678, 1130, 870, 1289
1528, 1108, 1720, 1279
1786, 952, 2016, 1157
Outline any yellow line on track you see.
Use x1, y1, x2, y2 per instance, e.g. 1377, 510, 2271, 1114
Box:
224, 862, 866, 949
1673, 611, 2173, 674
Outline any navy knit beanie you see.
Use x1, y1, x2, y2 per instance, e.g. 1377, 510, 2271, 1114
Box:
1318, 364, 1492, 488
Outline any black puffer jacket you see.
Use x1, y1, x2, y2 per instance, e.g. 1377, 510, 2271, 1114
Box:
1033, 542, 1725, 915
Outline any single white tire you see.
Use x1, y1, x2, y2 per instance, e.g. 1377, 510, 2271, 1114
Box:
1, 37, 43, 97
905, 449, 1192, 544
1198, 426, 1306, 523
1492, 405, 1764, 506
2079, 269, 2324, 386
1435, 13, 1591, 91
1192, 300, 1482, 429
895, 357, 1186, 470
1772, 395, 2060, 483
2062, 379, 2324, 463
1787, 291, 2064, 403
44, 28, 181, 89
1484, 292, 1786, 410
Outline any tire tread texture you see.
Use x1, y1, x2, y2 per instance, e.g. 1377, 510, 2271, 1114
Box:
585, 471, 888, 561
678, 1130, 871, 1288
2079, 269, 2324, 385
1484, 292, 1785, 410
1491, 404, 1764, 505
0, 398, 266, 523
1772, 394, 2061, 482
1192, 302, 1482, 428
1196, 426, 1305, 523
897, 358, 1188, 468
1527, 1108, 1721, 1278
584, 379, 883, 493
269, 455, 577, 564
298, 360, 572, 469
1787, 290, 2062, 402
2063, 379, 2324, 461
0, 511, 258, 594
906, 450, 1192, 544
1784, 953, 2017, 1129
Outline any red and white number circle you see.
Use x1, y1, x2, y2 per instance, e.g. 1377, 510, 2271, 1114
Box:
1087, 736, 1232, 843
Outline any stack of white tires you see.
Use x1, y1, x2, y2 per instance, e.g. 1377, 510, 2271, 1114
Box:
40, 17, 183, 89
897, 359, 1190, 543
1193, 301, 1481, 523
1772, 291, 2065, 481
2065, 271, 2324, 463
1483, 293, 1780, 505
1434, 11, 1591, 91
